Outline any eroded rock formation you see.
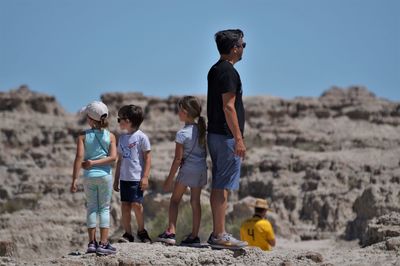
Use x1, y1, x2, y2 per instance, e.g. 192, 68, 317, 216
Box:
0, 85, 399, 261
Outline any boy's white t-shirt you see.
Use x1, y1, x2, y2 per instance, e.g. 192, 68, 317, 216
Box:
117, 130, 151, 181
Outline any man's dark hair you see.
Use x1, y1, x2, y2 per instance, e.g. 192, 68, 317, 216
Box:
214, 29, 244, 55
118, 105, 144, 129
255, 207, 267, 214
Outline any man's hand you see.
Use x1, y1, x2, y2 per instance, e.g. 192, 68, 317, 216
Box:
235, 138, 246, 159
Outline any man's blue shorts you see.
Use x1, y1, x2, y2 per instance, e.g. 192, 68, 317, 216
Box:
207, 133, 241, 191
120, 180, 144, 203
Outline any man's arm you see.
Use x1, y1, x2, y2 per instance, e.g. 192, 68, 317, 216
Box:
264, 221, 276, 247
222, 92, 246, 159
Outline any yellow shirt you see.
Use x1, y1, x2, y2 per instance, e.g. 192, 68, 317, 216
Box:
240, 216, 275, 251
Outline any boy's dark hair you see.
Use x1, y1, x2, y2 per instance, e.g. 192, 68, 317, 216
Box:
214, 29, 244, 55
118, 105, 144, 129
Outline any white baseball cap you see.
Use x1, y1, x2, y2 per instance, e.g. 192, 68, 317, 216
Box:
80, 101, 109, 121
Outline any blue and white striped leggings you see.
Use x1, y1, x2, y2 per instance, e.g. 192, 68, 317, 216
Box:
83, 175, 113, 228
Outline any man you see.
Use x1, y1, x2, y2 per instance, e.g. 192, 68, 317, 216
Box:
240, 198, 276, 251
207, 29, 247, 249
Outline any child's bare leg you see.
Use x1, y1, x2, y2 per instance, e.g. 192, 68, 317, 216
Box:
88, 228, 96, 242
132, 202, 144, 232
190, 187, 202, 238
100, 228, 109, 244
167, 182, 187, 234
121, 202, 132, 234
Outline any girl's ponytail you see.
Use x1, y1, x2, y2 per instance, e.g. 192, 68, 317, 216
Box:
197, 115, 206, 148
178, 96, 206, 147
100, 114, 109, 129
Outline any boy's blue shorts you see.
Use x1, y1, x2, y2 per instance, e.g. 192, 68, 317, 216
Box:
207, 133, 241, 191
120, 180, 144, 203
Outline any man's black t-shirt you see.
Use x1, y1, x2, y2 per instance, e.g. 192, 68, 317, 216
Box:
207, 60, 245, 137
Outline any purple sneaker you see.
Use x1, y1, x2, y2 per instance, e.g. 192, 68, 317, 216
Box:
156, 231, 176, 245
86, 240, 97, 253
96, 242, 117, 255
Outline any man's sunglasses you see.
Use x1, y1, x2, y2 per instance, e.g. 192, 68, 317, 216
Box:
235, 42, 246, 49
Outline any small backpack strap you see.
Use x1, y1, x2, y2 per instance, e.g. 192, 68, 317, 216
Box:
94, 131, 109, 155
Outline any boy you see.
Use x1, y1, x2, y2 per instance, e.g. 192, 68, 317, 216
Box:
113, 104, 152, 243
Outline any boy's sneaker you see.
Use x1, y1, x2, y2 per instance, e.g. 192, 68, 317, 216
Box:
119, 232, 134, 243
86, 240, 98, 253
96, 242, 117, 255
137, 229, 152, 243
156, 231, 176, 245
208, 232, 247, 249
180, 234, 201, 247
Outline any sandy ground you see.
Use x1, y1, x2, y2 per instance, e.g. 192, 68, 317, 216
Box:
1, 238, 399, 266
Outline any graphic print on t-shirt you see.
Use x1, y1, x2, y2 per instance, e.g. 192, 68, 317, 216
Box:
117, 130, 151, 182
120, 141, 138, 159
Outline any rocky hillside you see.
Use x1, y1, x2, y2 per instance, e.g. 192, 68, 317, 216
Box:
0, 85, 399, 263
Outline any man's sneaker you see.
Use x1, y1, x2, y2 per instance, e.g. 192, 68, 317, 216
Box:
180, 234, 201, 247
96, 242, 117, 255
208, 232, 247, 249
119, 232, 134, 243
156, 231, 176, 245
137, 229, 152, 243
86, 240, 98, 253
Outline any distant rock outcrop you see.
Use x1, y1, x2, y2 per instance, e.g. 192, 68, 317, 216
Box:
0, 85, 66, 115
363, 212, 400, 247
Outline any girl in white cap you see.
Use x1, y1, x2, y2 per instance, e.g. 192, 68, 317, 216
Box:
70, 101, 117, 255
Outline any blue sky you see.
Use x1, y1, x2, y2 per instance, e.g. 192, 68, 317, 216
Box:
1, 0, 399, 113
